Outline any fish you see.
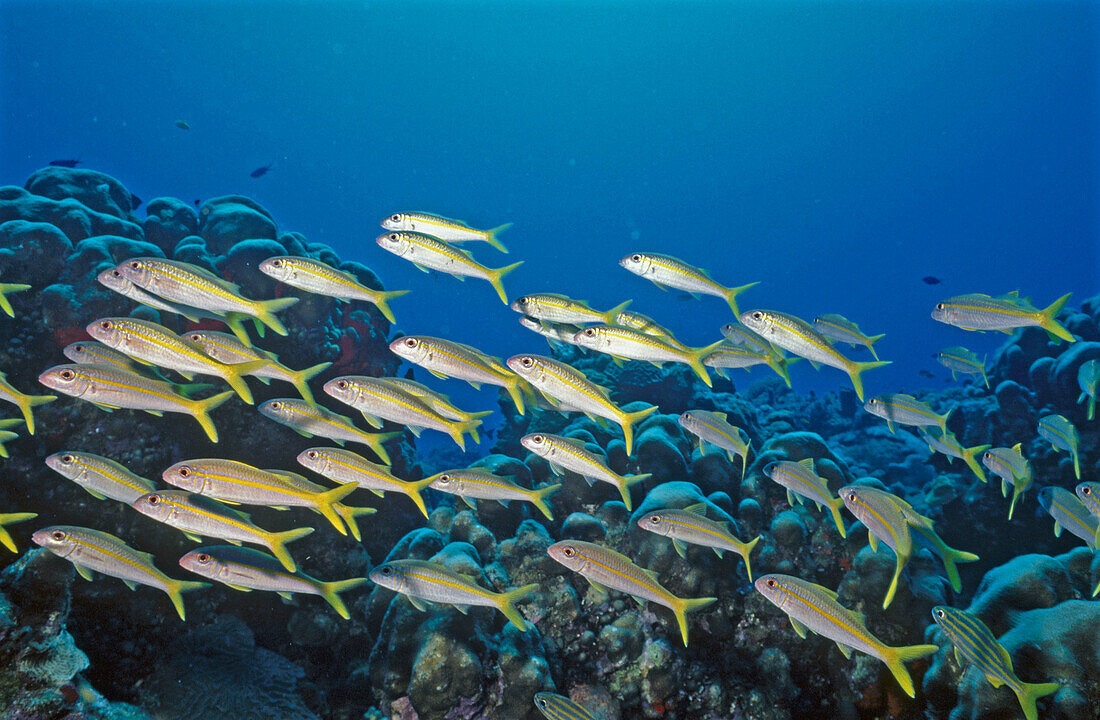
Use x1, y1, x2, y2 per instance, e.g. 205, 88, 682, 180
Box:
520, 433, 651, 510
381, 212, 512, 254
426, 468, 560, 520
115, 258, 299, 340
936, 346, 989, 388
571, 324, 723, 387
375, 231, 523, 304
510, 294, 632, 327
919, 369, 937, 379
296, 447, 434, 518
179, 546, 367, 619
257, 256, 409, 323
250, 164, 272, 178
636, 503, 760, 580
132, 195, 143, 211
175, 120, 190, 130
864, 393, 952, 434
613, 310, 677, 340
63, 341, 141, 373
86, 317, 267, 404
547, 539, 716, 646
161, 458, 361, 537
322, 375, 488, 450
131, 489, 314, 572
506, 354, 658, 455
840, 485, 978, 608
184, 330, 331, 406
920, 429, 990, 483
982, 445, 1032, 520
369, 558, 537, 630
0, 370, 55, 435
719, 322, 773, 353
618, 252, 758, 317
1038, 414, 1080, 479
762, 459, 846, 537
756, 573, 938, 697
0, 282, 30, 317
700, 343, 795, 387
0, 419, 20, 458
374, 377, 486, 423
0, 512, 36, 552
931, 292, 1075, 343
389, 335, 532, 415
49, 158, 81, 167
45, 451, 156, 504
518, 316, 585, 350
1074, 482, 1100, 541
922, 276, 942, 285
931, 606, 1059, 720
533, 692, 598, 720
1036, 486, 1097, 551
813, 314, 885, 360
1078, 359, 1100, 421
32, 525, 208, 621
739, 309, 890, 401
677, 410, 751, 479
38, 364, 233, 442
258, 398, 397, 465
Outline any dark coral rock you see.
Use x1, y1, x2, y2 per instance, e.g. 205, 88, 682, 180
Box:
0, 220, 73, 287
142, 197, 198, 254
25, 166, 137, 219
217, 238, 286, 299
63, 235, 165, 284
198, 196, 277, 256
561, 512, 606, 541
0, 185, 143, 242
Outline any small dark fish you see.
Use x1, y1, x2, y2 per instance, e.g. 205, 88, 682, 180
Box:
250, 164, 273, 178
922, 276, 942, 285
403, 367, 416, 380
49, 159, 81, 168
131, 194, 143, 211
175, 120, 190, 130
918, 370, 936, 379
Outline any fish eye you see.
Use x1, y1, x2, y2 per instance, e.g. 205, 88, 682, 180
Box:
631, 254, 641, 262
197, 553, 210, 563
536, 698, 548, 708
381, 566, 392, 575
404, 338, 418, 348
562, 546, 575, 557
188, 334, 200, 341
389, 233, 398, 241
766, 578, 776, 588
532, 435, 543, 443
51, 530, 65, 541
99, 321, 111, 329
337, 380, 348, 389
1083, 486, 1093, 495
521, 357, 533, 367
178, 467, 191, 477
60, 370, 74, 380
584, 328, 595, 336
936, 303, 945, 310
307, 450, 318, 459
147, 495, 159, 505
128, 261, 140, 269
847, 493, 857, 501
752, 312, 763, 320
271, 259, 282, 267
649, 514, 661, 523
270, 401, 282, 410
73, 344, 84, 352
391, 214, 401, 222
936, 609, 946, 618
61, 454, 74, 463
111, 270, 121, 278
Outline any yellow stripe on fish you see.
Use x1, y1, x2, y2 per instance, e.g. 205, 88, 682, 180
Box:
375, 231, 522, 304
382, 212, 512, 253
258, 398, 397, 465
258, 255, 408, 323
619, 252, 758, 316
45, 451, 156, 504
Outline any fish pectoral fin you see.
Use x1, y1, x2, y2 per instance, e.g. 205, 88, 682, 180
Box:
183, 532, 204, 543
360, 412, 384, 429
496, 499, 509, 507
226, 539, 243, 546
427, 369, 449, 380
954, 647, 965, 666
868, 533, 879, 552
412, 263, 431, 273
406, 425, 423, 437
547, 464, 565, 477
585, 578, 610, 602
142, 410, 165, 417
277, 592, 294, 600
453, 604, 470, 614
835, 642, 853, 659
466, 381, 482, 390
985, 673, 1005, 688
74, 563, 95, 582
1053, 521, 1062, 537
786, 489, 798, 506
123, 580, 137, 591
789, 616, 808, 638
369, 489, 385, 497
808, 360, 822, 370
87, 489, 107, 500
460, 496, 477, 509
886, 420, 896, 433
227, 584, 254, 592
405, 595, 429, 611
672, 539, 688, 558
91, 403, 118, 412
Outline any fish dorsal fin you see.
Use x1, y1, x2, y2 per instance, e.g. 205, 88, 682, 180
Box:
643, 568, 659, 581
163, 259, 241, 292
556, 435, 589, 450
683, 502, 707, 516
797, 458, 816, 473
1011, 442, 1023, 454
457, 247, 475, 260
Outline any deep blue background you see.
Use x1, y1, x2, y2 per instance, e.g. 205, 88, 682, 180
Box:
2, 1, 1098, 427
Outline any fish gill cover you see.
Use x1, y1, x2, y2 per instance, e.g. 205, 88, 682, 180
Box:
0, 2, 1097, 720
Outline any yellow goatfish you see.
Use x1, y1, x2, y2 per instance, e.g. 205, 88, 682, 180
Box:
426, 468, 560, 520
45, 451, 156, 504
813, 314, 885, 361
258, 398, 397, 465
931, 292, 1074, 343
0, 419, 20, 458
520, 433, 651, 510
619, 252, 759, 317
375, 231, 522, 304
382, 212, 512, 253
678, 410, 751, 479
571, 325, 723, 387
297, 446, 434, 518
510, 293, 632, 327
258, 255, 409, 323
637, 503, 760, 580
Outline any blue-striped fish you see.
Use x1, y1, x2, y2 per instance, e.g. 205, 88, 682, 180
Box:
548, 539, 715, 645
739, 310, 889, 401
813, 314, 885, 360
257, 398, 397, 465
636, 503, 760, 580
982, 445, 1032, 520
520, 433, 651, 510
931, 606, 1059, 720
533, 692, 598, 720
426, 468, 560, 520
1036, 486, 1096, 551
1078, 359, 1100, 421
507, 355, 657, 455
756, 574, 938, 697
936, 346, 989, 388
376, 231, 522, 304
1037, 415, 1080, 479
864, 394, 952, 434
369, 558, 537, 630
0, 282, 30, 317
0, 512, 36, 552
762, 459, 846, 537
0, 370, 55, 435
45, 451, 156, 504
180, 546, 367, 619
511, 294, 632, 327
678, 410, 751, 479
619, 253, 758, 316
382, 212, 512, 253
931, 292, 1074, 343
296, 447, 434, 518
921, 429, 990, 483
258, 255, 409, 323
33, 525, 208, 620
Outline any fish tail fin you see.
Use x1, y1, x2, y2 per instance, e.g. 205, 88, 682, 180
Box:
372, 289, 410, 324
484, 223, 513, 253
15, 393, 56, 435
503, 377, 527, 416
318, 577, 369, 620
164, 579, 210, 621
188, 390, 235, 442
1008, 485, 1024, 520
0, 283, 31, 317
223, 313, 254, 347
765, 353, 793, 388
938, 407, 953, 435
0, 512, 36, 552
963, 445, 992, 483
880, 643, 939, 698
363, 430, 399, 466
288, 361, 332, 406
846, 360, 892, 402
670, 595, 717, 646
939, 544, 980, 593
884, 553, 905, 609
253, 297, 299, 336
334, 504, 377, 543
486, 261, 524, 305
497, 583, 538, 630
313, 482, 360, 536
721, 281, 760, 318
1014, 681, 1060, 720
458, 418, 484, 447
1090, 393, 1096, 422
403, 478, 436, 518
740, 535, 761, 582
531, 483, 561, 520
1038, 292, 1074, 343
620, 405, 659, 455
613, 472, 652, 511
690, 341, 725, 387
266, 526, 315, 572
1073, 450, 1081, 480
867, 333, 886, 361
827, 496, 847, 538
219, 359, 267, 405
601, 299, 634, 325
